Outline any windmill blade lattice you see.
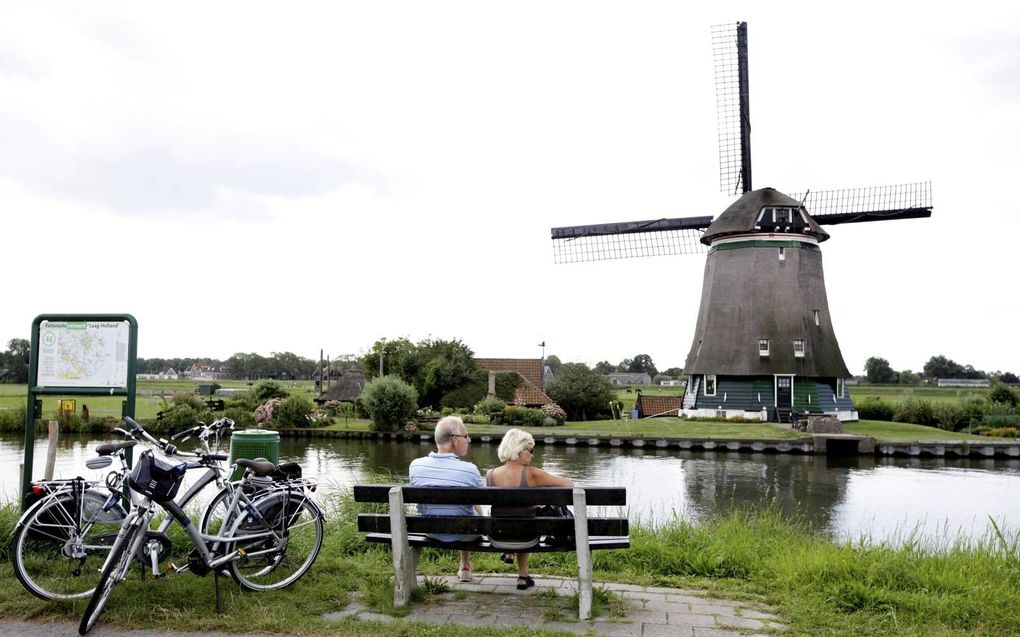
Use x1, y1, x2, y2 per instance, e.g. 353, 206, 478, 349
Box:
794, 182, 932, 225
551, 217, 711, 264
713, 22, 751, 196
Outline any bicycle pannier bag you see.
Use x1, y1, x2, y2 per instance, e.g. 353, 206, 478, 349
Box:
127, 451, 187, 502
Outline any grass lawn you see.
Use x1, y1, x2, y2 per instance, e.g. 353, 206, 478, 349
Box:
844, 420, 991, 442
849, 383, 991, 405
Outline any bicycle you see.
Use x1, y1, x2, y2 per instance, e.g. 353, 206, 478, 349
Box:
11, 418, 237, 601
79, 417, 323, 635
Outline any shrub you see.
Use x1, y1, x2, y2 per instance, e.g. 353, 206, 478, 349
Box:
983, 426, 1019, 438
362, 375, 419, 432
989, 384, 1019, 408
893, 398, 937, 427
222, 406, 256, 430
274, 394, 317, 428
0, 406, 26, 432
439, 381, 487, 411
933, 402, 966, 431
252, 380, 289, 402
495, 406, 546, 427
474, 397, 507, 418
494, 373, 520, 402
541, 403, 567, 425
158, 403, 212, 434
855, 397, 894, 421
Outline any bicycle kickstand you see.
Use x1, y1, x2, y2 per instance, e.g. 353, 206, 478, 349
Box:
214, 569, 223, 612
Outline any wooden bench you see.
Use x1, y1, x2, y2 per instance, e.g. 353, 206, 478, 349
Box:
354, 485, 628, 620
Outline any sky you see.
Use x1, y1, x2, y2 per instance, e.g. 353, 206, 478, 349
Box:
1, 1, 1017, 376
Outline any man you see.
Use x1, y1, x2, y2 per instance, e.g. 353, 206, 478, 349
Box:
408, 415, 483, 582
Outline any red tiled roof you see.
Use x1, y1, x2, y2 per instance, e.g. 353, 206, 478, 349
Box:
474, 358, 543, 388
635, 395, 681, 418
474, 358, 552, 407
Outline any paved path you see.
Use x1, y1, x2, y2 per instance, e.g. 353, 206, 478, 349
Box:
326, 574, 785, 636
1, 575, 785, 636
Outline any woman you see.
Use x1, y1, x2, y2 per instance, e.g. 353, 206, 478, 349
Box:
486, 428, 573, 590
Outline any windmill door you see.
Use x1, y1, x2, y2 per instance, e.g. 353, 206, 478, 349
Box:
775, 376, 793, 408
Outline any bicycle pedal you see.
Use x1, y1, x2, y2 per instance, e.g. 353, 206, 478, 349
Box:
152, 572, 167, 580
237, 548, 247, 558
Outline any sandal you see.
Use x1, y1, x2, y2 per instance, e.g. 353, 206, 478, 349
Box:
500, 552, 515, 564
458, 568, 473, 582
516, 575, 535, 590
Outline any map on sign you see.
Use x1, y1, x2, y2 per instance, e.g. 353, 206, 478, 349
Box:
36, 321, 131, 388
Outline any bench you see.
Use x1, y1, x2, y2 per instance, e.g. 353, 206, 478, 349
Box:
354, 485, 628, 620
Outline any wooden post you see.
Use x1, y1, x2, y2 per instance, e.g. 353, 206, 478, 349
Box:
573, 487, 592, 621
389, 486, 416, 607
43, 421, 59, 480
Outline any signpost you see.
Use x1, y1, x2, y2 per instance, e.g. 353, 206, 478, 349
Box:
22, 314, 138, 509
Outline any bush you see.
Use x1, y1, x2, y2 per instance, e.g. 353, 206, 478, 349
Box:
855, 397, 894, 421
274, 394, 317, 428
362, 375, 419, 432
989, 384, 1018, 408
494, 406, 546, 427
494, 373, 520, 402
933, 402, 966, 431
474, 397, 507, 418
541, 403, 567, 425
893, 398, 937, 427
983, 426, 1019, 438
439, 381, 487, 411
252, 380, 289, 402
0, 406, 26, 432
158, 403, 212, 434
222, 406, 256, 430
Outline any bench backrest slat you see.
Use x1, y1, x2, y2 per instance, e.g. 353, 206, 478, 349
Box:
358, 513, 628, 537
353, 485, 626, 506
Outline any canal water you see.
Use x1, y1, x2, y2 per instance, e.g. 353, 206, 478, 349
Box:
3, 433, 1018, 547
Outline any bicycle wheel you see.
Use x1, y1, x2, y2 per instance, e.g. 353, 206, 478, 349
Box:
78, 517, 141, 635
227, 492, 323, 591
12, 490, 125, 601
198, 485, 241, 537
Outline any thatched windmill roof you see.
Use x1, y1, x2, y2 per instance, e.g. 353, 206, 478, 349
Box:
315, 369, 367, 404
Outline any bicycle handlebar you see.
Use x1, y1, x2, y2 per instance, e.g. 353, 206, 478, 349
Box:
122, 416, 234, 463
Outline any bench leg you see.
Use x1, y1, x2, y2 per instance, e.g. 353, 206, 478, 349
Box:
389, 487, 417, 607
573, 488, 593, 621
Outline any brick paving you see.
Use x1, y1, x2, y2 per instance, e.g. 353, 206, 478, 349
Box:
323, 574, 786, 636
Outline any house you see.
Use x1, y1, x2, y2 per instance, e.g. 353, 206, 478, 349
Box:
607, 372, 652, 386
474, 358, 554, 407
0, 367, 10, 383
634, 394, 682, 418
936, 378, 991, 388
315, 369, 368, 404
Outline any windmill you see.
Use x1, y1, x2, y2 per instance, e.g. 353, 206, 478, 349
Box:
550, 22, 932, 423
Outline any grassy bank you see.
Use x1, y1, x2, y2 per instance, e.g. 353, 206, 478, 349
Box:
1, 492, 1017, 636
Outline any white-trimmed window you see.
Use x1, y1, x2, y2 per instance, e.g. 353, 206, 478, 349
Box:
778, 246, 786, 261
774, 208, 791, 225
793, 340, 805, 358
836, 378, 845, 398
758, 338, 769, 356
704, 374, 717, 396
813, 309, 820, 326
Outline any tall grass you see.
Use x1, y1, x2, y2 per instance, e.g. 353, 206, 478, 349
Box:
0, 492, 1017, 636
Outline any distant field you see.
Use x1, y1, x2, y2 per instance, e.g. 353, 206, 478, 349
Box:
848, 383, 991, 406
0, 379, 318, 421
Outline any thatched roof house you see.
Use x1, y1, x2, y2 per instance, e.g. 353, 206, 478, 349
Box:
315, 368, 367, 404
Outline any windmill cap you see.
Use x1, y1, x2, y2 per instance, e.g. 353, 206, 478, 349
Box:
701, 187, 830, 245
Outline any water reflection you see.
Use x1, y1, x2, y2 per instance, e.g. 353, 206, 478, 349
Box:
4, 434, 1019, 546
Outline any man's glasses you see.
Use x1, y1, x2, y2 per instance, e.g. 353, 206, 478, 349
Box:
450, 434, 471, 441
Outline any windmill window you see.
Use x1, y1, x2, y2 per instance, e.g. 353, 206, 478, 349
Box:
778, 247, 786, 261
704, 374, 717, 396
813, 309, 820, 326
793, 340, 805, 357
758, 339, 769, 356
837, 378, 845, 398
696, 339, 703, 357
774, 208, 792, 224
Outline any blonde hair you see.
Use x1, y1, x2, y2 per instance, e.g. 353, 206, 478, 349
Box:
497, 428, 534, 462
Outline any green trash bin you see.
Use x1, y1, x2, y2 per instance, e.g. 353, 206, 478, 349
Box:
229, 429, 280, 480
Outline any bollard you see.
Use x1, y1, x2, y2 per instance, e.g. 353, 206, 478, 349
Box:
43, 421, 59, 480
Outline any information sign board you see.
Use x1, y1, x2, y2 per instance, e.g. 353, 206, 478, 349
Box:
36, 320, 131, 388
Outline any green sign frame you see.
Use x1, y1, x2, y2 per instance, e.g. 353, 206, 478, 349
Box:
22, 314, 138, 509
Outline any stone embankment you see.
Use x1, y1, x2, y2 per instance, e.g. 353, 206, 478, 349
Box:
279, 428, 1020, 458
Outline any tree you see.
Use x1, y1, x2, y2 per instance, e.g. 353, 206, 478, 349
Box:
896, 369, 921, 385
361, 375, 419, 432
864, 357, 896, 384
416, 338, 478, 408
546, 363, 614, 421
663, 367, 684, 378
627, 354, 658, 377
994, 371, 1020, 384
615, 359, 633, 373
989, 384, 1018, 408
923, 355, 965, 380
1, 338, 30, 383
593, 361, 615, 375
360, 338, 420, 382
544, 354, 563, 375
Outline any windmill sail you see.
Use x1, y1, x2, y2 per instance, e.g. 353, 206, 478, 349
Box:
713, 22, 751, 195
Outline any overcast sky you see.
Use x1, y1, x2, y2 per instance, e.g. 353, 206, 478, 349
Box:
2, 1, 1017, 375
